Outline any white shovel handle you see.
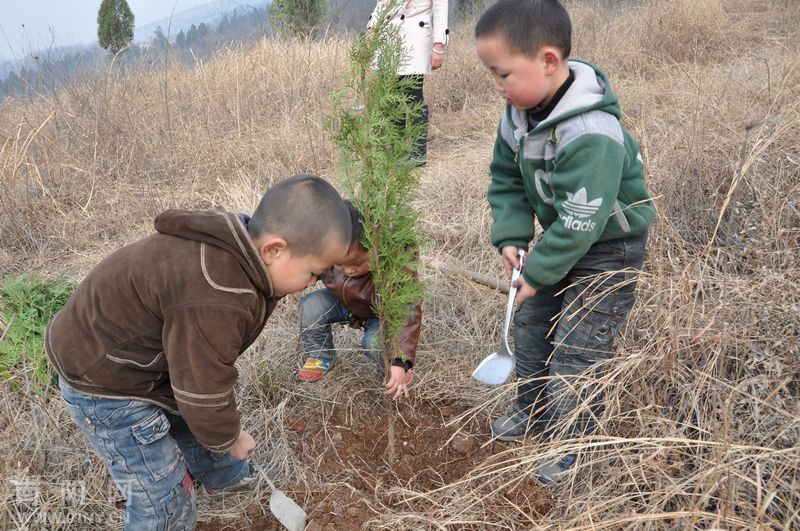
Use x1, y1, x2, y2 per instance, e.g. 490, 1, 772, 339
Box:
502, 249, 525, 354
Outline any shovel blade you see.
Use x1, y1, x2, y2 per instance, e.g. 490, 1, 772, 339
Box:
269, 490, 306, 531
471, 352, 515, 385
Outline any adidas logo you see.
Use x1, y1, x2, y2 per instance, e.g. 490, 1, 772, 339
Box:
561, 188, 602, 232
564, 188, 602, 218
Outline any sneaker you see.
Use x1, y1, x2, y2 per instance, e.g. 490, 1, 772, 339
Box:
203, 462, 278, 495
298, 357, 334, 382
534, 454, 577, 486
490, 404, 538, 441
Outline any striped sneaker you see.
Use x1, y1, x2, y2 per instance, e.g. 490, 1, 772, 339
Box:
298, 357, 334, 382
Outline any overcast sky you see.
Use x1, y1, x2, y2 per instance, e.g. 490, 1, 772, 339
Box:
0, 1, 224, 61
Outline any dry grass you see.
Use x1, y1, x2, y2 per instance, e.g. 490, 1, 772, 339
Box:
1, 0, 799, 529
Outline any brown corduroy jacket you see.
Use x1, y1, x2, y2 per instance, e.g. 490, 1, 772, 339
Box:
46, 207, 278, 453
320, 269, 422, 365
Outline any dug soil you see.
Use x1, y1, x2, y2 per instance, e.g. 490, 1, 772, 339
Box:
197, 398, 551, 529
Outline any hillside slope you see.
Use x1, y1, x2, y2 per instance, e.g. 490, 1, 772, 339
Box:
1, 1, 798, 528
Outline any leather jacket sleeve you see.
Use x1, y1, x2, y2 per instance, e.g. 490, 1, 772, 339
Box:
321, 268, 422, 365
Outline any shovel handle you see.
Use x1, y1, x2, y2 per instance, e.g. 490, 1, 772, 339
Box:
502, 250, 525, 354
255, 464, 278, 492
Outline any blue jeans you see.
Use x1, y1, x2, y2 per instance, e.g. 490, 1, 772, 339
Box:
299, 288, 383, 370
514, 233, 648, 439
59, 379, 250, 530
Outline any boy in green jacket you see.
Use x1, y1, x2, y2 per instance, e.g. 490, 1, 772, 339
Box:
47, 174, 351, 529
475, 0, 655, 484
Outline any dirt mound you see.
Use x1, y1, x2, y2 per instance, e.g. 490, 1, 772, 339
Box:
198, 399, 550, 529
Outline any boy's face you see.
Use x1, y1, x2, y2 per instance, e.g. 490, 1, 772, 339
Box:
261, 237, 347, 297
333, 245, 371, 278
476, 35, 562, 111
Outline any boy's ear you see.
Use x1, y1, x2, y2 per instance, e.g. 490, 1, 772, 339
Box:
257, 236, 289, 265
542, 47, 563, 74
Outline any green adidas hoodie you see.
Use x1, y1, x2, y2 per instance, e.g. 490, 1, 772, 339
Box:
488, 60, 655, 289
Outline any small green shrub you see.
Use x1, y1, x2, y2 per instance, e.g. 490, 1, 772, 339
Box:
0, 273, 75, 393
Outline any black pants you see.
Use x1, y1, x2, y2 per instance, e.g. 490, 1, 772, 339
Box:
400, 74, 428, 160
515, 232, 648, 439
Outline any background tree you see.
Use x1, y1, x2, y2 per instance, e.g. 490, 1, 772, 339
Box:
152, 26, 168, 49
218, 15, 230, 34
198, 23, 210, 42
186, 24, 199, 47
97, 0, 135, 55
270, 0, 326, 37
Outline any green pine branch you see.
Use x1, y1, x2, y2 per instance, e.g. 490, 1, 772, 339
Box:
330, 0, 427, 358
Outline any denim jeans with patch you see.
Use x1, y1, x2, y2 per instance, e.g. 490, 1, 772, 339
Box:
59, 379, 250, 530
299, 288, 383, 370
514, 232, 648, 440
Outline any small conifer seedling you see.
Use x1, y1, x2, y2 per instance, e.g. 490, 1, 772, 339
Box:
330, 0, 428, 463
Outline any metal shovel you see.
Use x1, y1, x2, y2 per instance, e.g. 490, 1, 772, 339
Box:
472, 250, 526, 385
258, 468, 306, 531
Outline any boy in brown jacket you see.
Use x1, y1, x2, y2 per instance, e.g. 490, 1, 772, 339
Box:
297, 200, 421, 400
47, 174, 351, 530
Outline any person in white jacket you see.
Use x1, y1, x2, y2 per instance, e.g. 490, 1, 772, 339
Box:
368, 0, 449, 165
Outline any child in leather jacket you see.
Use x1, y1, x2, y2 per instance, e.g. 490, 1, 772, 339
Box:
297, 200, 421, 400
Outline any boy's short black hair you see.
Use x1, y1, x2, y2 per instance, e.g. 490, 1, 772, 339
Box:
248, 174, 351, 256
475, 0, 571, 59
343, 199, 365, 251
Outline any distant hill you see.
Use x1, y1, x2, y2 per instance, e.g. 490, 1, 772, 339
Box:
0, 0, 381, 99
136, 0, 270, 43
0, 1, 270, 75
0, 1, 271, 98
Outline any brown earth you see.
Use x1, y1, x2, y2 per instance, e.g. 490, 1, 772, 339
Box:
197, 398, 551, 530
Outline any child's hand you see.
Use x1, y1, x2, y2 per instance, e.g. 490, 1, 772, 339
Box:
500, 246, 526, 278
384, 365, 410, 400
228, 430, 257, 460
514, 276, 537, 304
